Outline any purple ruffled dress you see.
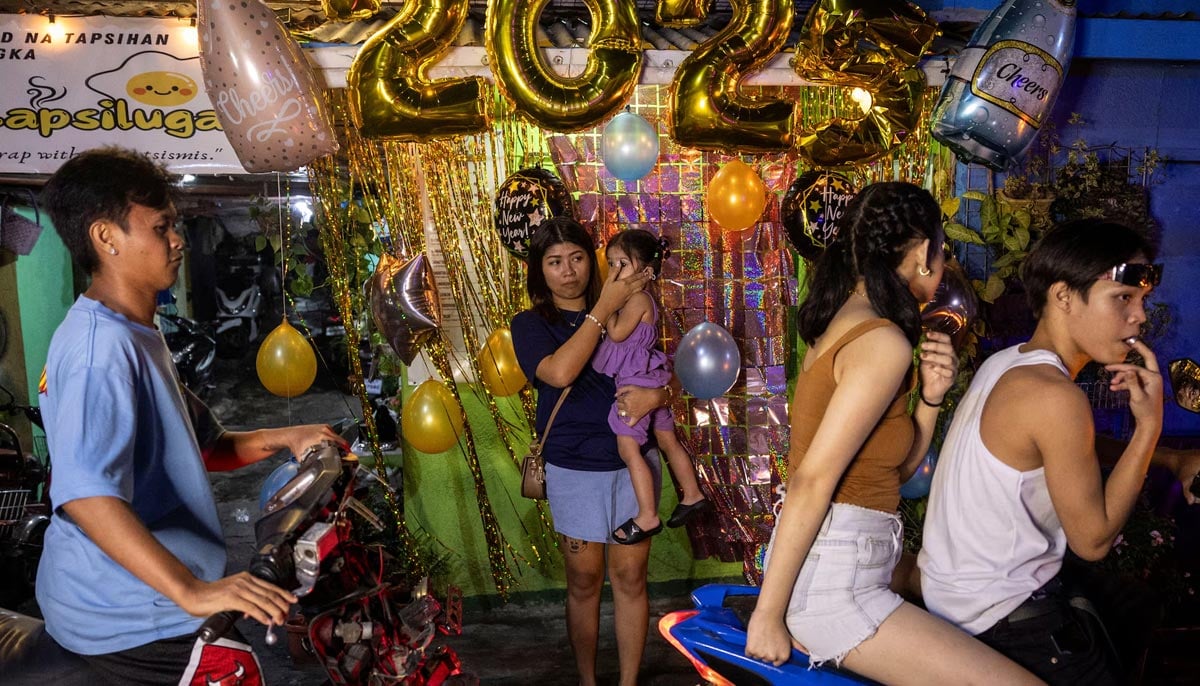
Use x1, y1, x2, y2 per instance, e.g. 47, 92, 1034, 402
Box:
592, 297, 674, 444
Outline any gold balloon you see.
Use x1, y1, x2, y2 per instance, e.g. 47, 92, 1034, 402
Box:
402, 379, 465, 453
477, 327, 527, 397
256, 317, 317, 398
655, 0, 706, 27
793, 0, 939, 166
348, 0, 488, 140
596, 245, 609, 282
486, 0, 642, 131
707, 159, 767, 232
320, 0, 380, 22
669, 0, 795, 152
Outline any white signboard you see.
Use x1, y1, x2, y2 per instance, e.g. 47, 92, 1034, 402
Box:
0, 15, 246, 173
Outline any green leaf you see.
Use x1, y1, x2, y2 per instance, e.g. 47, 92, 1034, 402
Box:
981, 274, 1006, 303
254, 235, 267, 252
944, 222, 985, 245
962, 190, 989, 203
992, 252, 1018, 269
1015, 225, 1030, 250
940, 197, 961, 219
1002, 234, 1022, 251
1013, 209, 1032, 232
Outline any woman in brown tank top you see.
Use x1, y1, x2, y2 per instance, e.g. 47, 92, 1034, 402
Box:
744, 183, 1040, 684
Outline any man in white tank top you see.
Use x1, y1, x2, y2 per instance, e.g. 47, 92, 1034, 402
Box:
918, 219, 1198, 685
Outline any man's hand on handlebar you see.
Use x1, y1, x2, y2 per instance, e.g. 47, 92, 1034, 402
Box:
281, 424, 348, 459
182, 571, 297, 627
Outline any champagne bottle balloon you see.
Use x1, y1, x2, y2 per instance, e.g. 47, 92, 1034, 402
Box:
931, 0, 1076, 171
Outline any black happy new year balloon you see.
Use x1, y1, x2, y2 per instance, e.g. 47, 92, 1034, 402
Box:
781, 171, 856, 261
494, 167, 575, 260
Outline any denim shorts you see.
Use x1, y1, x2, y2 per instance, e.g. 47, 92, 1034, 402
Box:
545, 451, 661, 544
763, 501, 905, 667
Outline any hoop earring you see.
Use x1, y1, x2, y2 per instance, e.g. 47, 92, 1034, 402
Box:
918, 265, 931, 277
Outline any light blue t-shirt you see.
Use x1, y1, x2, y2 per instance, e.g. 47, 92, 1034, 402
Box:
36, 296, 226, 655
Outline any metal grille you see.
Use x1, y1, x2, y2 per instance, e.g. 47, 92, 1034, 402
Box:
0, 488, 29, 525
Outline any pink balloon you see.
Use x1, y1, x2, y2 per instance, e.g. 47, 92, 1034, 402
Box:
197, 0, 338, 172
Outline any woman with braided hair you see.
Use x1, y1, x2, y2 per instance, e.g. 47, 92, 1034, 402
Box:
744, 182, 1039, 683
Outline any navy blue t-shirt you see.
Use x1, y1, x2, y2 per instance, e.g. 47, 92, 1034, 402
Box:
511, 308, 624, 472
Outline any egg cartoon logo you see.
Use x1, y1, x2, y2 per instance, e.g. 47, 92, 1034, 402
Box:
126, 71, 198, 106
86, 50, 203, 110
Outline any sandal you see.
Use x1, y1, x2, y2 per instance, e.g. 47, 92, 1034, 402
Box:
612, 518, 663, 545
667, 498, 713, 528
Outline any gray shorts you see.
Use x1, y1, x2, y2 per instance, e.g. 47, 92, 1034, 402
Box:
764, 501, 905, 667
546, 450, 661, 544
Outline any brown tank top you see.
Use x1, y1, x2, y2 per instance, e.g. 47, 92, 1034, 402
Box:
788, 318, 916, 514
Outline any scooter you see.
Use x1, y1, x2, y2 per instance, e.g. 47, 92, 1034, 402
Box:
203, 438, 467, 685
159, 312, 217, 399
213, 256, 264, 357
0, 422, 49, 610
659, 584, 875, 686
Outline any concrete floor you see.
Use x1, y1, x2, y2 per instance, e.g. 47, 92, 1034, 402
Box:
207, 356, 707, 685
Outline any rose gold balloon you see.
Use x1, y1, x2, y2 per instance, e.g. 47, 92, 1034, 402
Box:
368, 253, 442, 365
197, 0, 338, 172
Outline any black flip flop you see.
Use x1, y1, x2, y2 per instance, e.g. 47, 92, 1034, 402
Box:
667, 498, 713, 528
612, 518, 663, 545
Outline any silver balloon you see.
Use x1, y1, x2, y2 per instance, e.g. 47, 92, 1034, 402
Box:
601, 109, 659, 182
921, 260, 979, 349
1169, 358, 1200, 414
675, 322, 741, 400
368, 253, 441, 365
930, 0, 1076, 171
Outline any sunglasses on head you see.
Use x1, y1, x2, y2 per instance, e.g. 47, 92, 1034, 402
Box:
1098, 262, 1162, 290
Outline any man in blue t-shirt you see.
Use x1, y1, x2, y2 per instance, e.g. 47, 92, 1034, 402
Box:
34, 147, 344, 685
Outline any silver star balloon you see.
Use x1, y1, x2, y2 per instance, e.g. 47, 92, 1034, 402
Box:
368, 253, 442, 365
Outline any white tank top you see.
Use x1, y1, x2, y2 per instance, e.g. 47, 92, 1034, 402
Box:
917, 344, 1070, 635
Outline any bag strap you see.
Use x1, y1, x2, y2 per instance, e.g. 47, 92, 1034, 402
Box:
533, 386, 572, 453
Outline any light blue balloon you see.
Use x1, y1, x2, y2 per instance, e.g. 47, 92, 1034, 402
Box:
900, 449, 938, 500
675, 322, 741, 400
259, 458, 300, 511
601, 110, 659, 182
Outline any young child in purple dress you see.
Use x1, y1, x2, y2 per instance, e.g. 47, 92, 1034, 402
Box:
593, 229, 711, 544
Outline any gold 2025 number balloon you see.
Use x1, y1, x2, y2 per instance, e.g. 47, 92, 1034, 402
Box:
256, 317, 317, 398
793, 0, 939, 167
477, 327, 527, 397
349, 0, 488, 140
402, 379, 465, 454
486, 0, 642, 132
669, 0, 795, 152
320, 0, 380, 22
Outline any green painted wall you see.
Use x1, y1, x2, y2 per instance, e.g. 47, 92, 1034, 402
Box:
401, 385, 742, 599
14, 207, 73, 407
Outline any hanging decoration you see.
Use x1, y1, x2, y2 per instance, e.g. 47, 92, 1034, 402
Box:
486, 0, 642, 131
792, 0, 938, 167
494, 167, 575, 259
601, 109, 660, 182
368, 253, 442, 366
348, 0, 489, 140
1169, 358, 1200, 414
930, 0, 1077, 171
669, 0, 795, 152
675, 322, 742, 400
477, 327, 527, 397
707, 159, 767, 232
196, 0, 337, 172
320, 0, 380, 22
256, 317, 317, 398
402, 379, 466, 454
780, 170, 856, 261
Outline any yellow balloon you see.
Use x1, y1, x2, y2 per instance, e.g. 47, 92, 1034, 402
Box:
707, 160, 767, 232
401, 380, 465, 454
348, 0, 488, 140
596, 245, 609, 282
320, 0, 380, 22
486, 0, 642, 131
477, 327, 527, 397
256, 318, 317, 398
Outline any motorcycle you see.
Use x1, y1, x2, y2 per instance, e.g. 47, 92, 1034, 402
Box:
201, 438, 469, 685
159, 312, 217, 399
213, 255, 265, 358
0, 421, 49, 611
659, 584, 874, 686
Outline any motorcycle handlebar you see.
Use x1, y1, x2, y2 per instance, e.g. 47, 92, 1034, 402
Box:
199, 610, 239, 644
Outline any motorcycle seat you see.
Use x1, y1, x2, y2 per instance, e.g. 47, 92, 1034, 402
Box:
0, 609, 95, 685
